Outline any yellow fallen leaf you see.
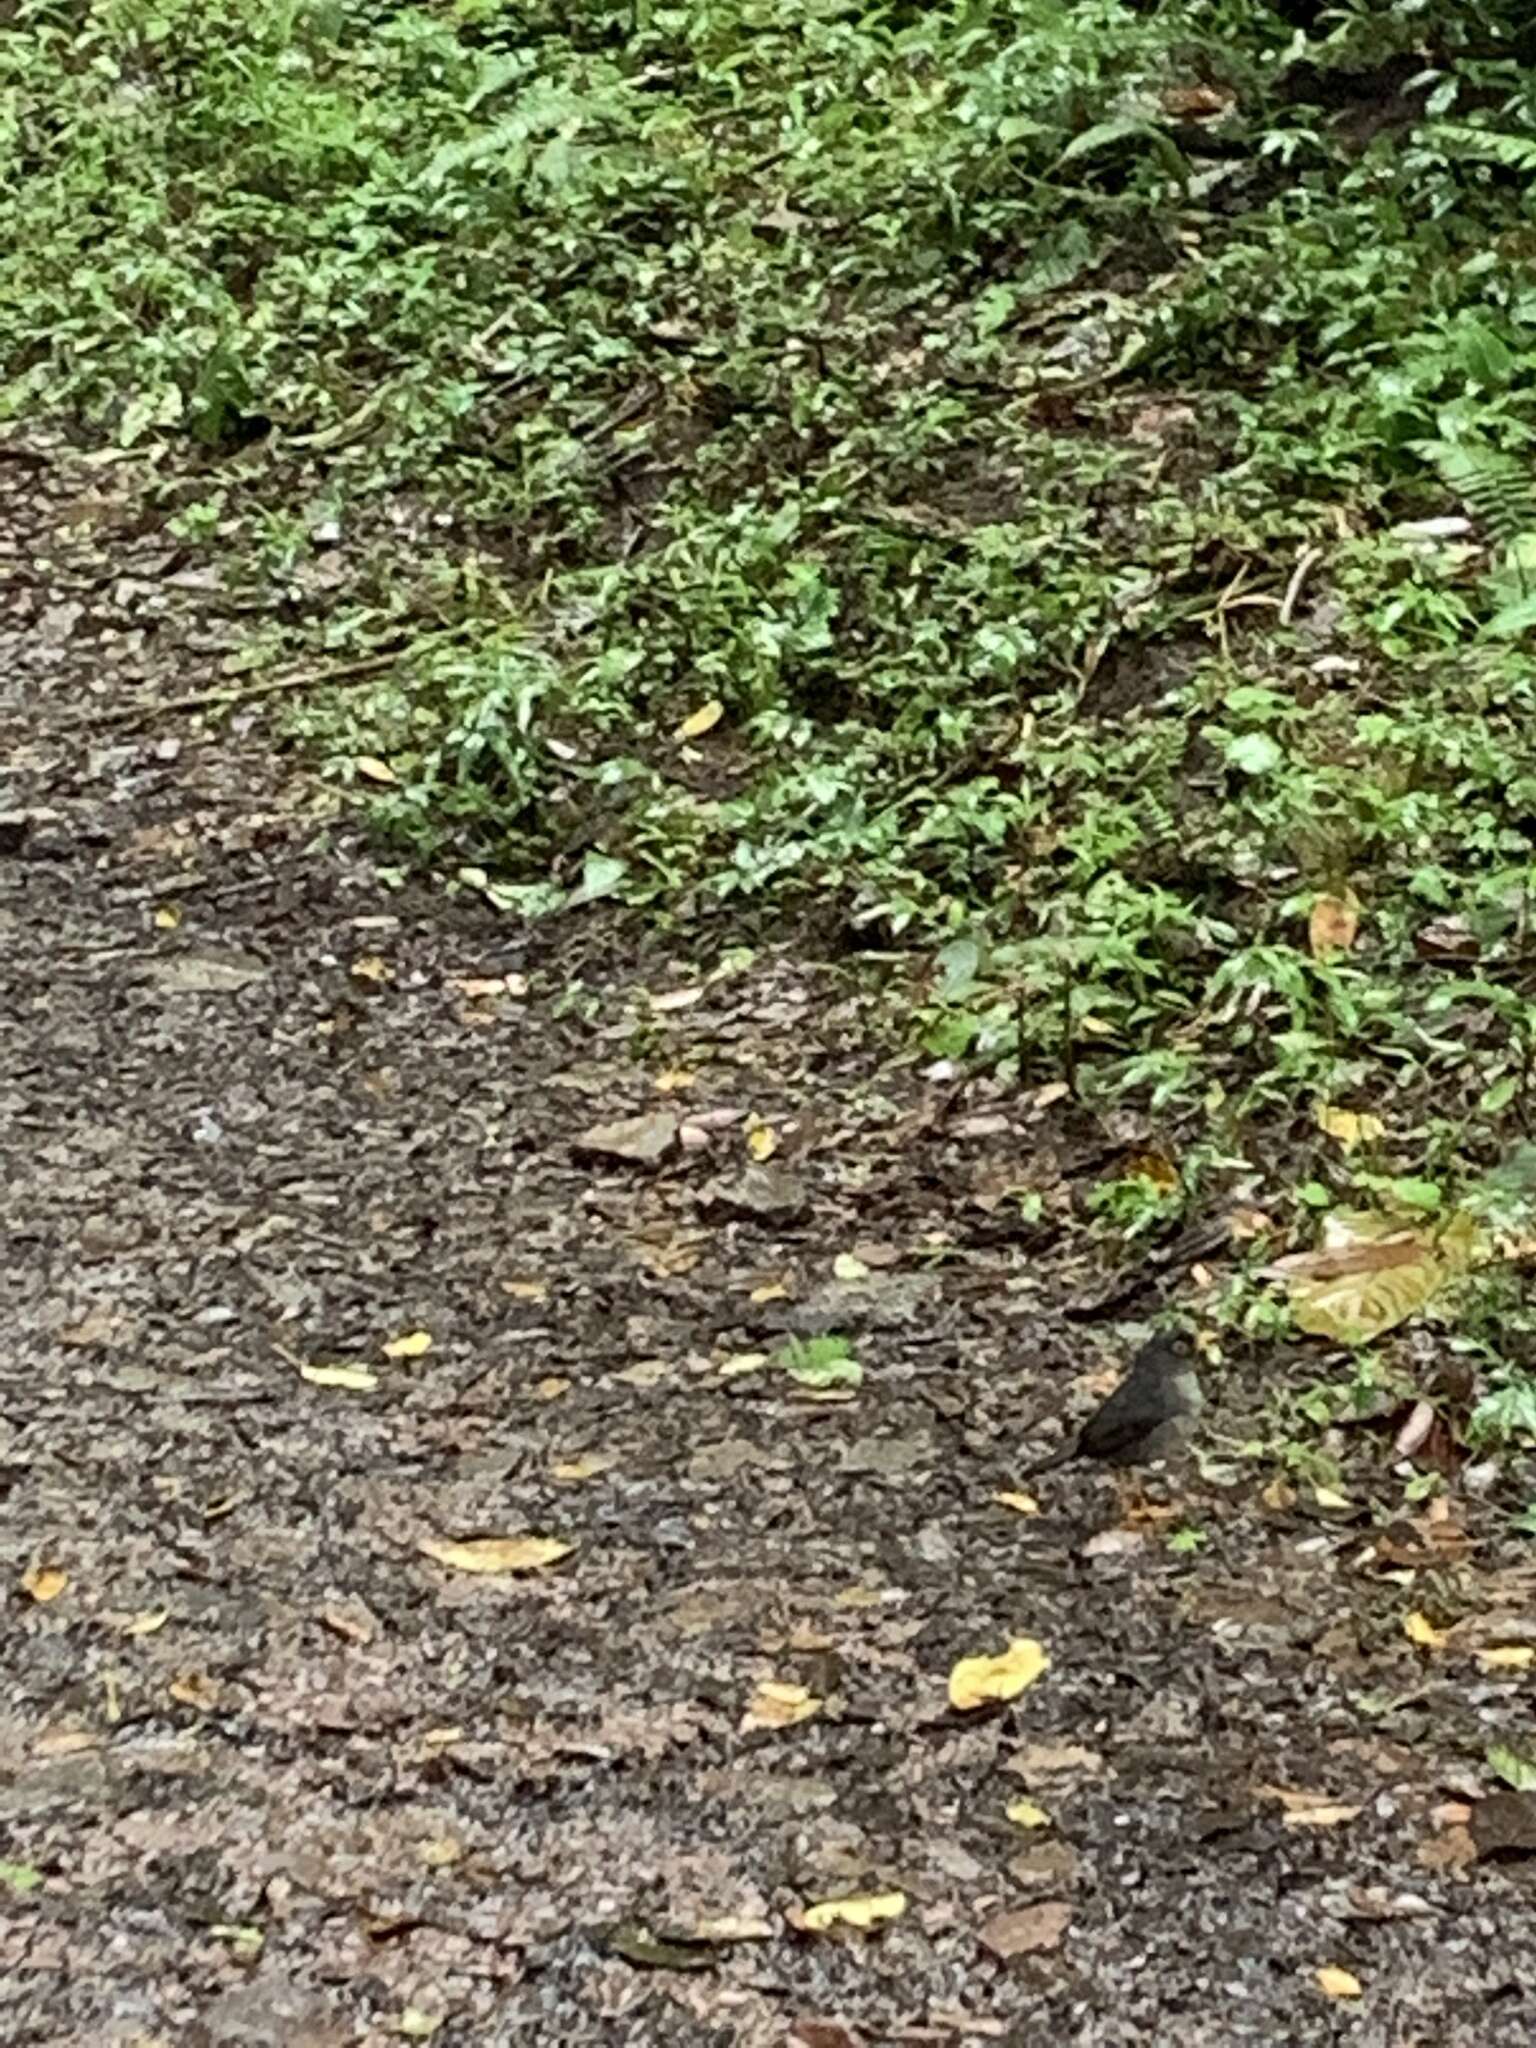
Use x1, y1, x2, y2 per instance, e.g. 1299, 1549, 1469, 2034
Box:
994, 1491, 1041, 1517
1268, 1208, 1480, 1346
747, 1122, 779, 1162
1309, 891, 1360, 960
355, 754, 399, 786
1316, 1104, 1385, 1151
749, 1280, 790, 1304
121, 1608, 169, 1636
153, 903, 182, 930
450, 975, 508, 1000
299, 1362, 378, 1392
530, 1375, 571, 1401
1315, 1965, 1363, 2001
718, 1351, 769, 1378
1403, 1611, 1447, 1651
1006, 1798, 1051, 1829
832, 1251, 870, 1280
742, 1680, 822, 1732
397, 2011, 442, 2041
1313, 1485, 1352, 1511
383, 1329, 433, 1361
351, 953, 391, 983
418, 1536, 572, 1575
948, 1637, 1049, 1711
653, 1067, 695, 1093
1279, 1801, 1361, 1830
1478, 1646, 1536, 1671
418, 1836, 463, 1868
503, 1278, 549, 1302
801, 1891, 906, 1933
675, 698, 724, 740
21, 1565, 68, 1604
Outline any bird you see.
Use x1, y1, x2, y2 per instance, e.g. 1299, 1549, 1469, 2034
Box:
1027, 1333, 1203, 1474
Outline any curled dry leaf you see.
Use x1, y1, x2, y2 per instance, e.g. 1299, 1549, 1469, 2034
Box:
1006, 1799, 1051, 1830
1403, 1611, 1448, 1651
742, 1679, 822, 1732
21, 1565, 68, 1604
121, 1607, 169, 1636
383, 1329, 433, 1361
994, 1491, 1041, 1517
418, 1536, 573, 1575
948, 1637, 1049, 1712
1266, 1208, 1480, 1345
1315, 1966, 1363, 2001
354, 754, 399, 785
674, 698, 724, 740
800, 1891, 906, 1933
1308, 892, 1360, 960
299, 1362, 378, 1392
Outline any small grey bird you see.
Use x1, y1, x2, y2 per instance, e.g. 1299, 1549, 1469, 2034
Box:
1028, 1333, 1203, 1473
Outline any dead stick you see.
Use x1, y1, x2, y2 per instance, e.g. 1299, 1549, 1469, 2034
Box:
69, 649, 404, 731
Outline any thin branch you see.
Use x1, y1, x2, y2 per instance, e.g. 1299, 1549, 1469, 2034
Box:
68, 649, 405, 731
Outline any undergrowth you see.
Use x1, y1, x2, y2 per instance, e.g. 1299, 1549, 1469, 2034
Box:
6, 1, 1536, 1217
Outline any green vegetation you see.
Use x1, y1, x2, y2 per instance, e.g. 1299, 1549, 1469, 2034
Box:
8, 4, 1536, 1373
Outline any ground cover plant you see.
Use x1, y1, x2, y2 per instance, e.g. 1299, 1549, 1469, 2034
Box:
7, 0, 1536, 1414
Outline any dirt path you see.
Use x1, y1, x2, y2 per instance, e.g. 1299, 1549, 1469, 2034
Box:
5, 439, 1536, 2046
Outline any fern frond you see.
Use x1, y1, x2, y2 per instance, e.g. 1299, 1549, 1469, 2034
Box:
1425, 440, 1536, 552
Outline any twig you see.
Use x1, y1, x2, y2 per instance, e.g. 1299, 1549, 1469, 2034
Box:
1278, 544, 1324, 627
68, 649, 404, 731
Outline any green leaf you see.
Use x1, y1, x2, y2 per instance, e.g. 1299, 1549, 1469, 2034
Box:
0, 1862, 42, 1895
778, 1335, 863, 1389
1225, 732, 1283, 777
1489, 1742, 1536, 1791
935, 935, 982, 1002
573, 852, 628, 904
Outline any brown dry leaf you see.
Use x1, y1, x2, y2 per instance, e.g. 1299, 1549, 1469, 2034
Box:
742, 1679, 823, 1732
1006, 1799, 1051, 1830
351, 953, 391, 984
299, 1362, 378, 1392
449, 975, 509, 1000
1315, 1966, 1363, 2001
979, 1900, 1073, 1958
355, 754, 399, 785
34, 1727, 99, 1758
550, 1453, 614, 1481
169, 1671, 223, 1711
529, 1376, 571, 1401
419, 1536, 573, 1575
692, 1914, 775, 1944
383, 1329, 433, 1361
1123, 1149, 1180, 1191
675, 699, 724, 741
1269, 1789, 1361, 1830
121, 1607, 169, 1636
576, 1109, 679, 1164
1316, 1104, 1385, 1151
948, 1637, 1049, 1712
994, 1491, 1041, 1517
60, 1307, 123, 1349
503, 1278, 549, 1302
1266, 1208, 1480, 1345
1403, 1611, 1448, 1651
21, 1565, 68, 1604
801, 1892, 906, 1934
1309, 891, 1360, 960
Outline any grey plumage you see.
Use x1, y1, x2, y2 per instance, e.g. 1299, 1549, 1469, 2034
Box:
1028, 1333, 1203, 1473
